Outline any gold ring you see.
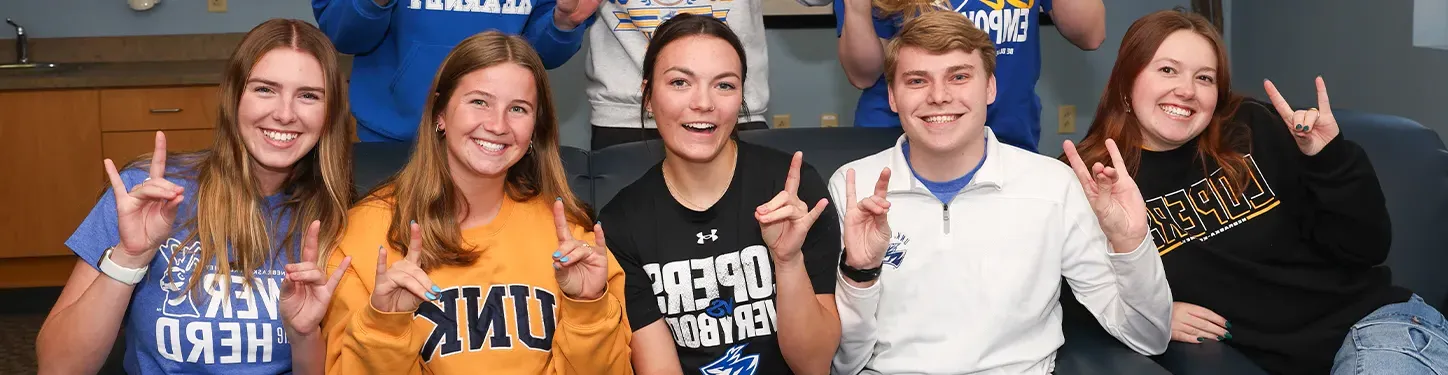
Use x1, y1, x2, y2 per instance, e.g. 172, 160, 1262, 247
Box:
1309, 107, 1318, 111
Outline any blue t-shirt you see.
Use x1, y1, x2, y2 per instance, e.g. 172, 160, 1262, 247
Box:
902, 138, 987, 203
66, 165, 295, 374
835, 0, 1051, 152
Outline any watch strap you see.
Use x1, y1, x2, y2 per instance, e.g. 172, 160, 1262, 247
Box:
99, 246, 149, 285
838, 249, 882, 282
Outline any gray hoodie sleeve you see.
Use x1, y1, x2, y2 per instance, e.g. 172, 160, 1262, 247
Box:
828, 168, 882, 375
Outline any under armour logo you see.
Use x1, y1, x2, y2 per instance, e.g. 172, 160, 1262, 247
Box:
696, 229, 719, 244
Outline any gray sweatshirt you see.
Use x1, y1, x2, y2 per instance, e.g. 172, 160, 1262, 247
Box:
585, 0, 827, 129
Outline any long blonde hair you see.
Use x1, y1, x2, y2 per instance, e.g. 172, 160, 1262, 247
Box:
362, 31, 592, 271
128, 19, 353, 295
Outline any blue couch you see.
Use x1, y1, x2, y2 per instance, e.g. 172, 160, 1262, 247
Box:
346, 109, 1448, 374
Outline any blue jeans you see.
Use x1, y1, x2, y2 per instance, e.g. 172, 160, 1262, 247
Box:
1333, 294, 1448, 374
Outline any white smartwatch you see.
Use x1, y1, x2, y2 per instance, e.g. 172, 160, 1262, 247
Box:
99, 246, 149, 285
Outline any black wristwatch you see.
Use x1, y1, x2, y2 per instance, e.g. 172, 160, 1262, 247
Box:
839, 250, 882, 282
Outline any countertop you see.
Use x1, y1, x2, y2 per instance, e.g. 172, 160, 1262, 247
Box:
0, 60, 228, 91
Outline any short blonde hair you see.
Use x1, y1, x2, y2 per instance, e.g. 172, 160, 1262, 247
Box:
883, 10, 996, 86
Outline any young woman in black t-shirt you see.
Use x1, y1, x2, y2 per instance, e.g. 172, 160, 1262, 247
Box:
598, 13, 845, 375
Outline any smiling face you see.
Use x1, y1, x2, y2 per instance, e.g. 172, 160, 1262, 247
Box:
888, 45, 996, 154
237, 47, 327, 173
438, 62, 538, 180
646, 35, 744, 163
1130, 30, 1221, 151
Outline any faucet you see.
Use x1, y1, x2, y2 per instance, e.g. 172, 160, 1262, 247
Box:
6, 18, 27, 64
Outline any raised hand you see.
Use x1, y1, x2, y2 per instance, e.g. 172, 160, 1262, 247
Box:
280, 220, 352, 337
755, 152, 830, 264
1265, 76, 1340, 156
841, 168, 893, 270
553, 0, 602, 30
1062, 139, 1148, 254
106, 131, 185, 269
1170, 301, 1231, 343
370, 221, 440, 313
551, 199, 609, 301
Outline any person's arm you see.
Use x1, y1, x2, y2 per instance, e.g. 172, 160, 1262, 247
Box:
290, 335, 326, 375
521, 0, 594, 70
549, 224, 634, 374
1058, 179, 1172, 356
795, 0, 832, 8
323, 213, 426, 375
1046, 0, 1106, 51
599, 206, 683, 374
36, 168, 167, 375
826, 169, 883, 375
1242, 98, 1393, 267
312, 0, 396, 55
836, 0, 892, 89
775, 165, 844, 374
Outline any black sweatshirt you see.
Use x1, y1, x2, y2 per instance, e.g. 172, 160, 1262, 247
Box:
1133, 98, 1411, 375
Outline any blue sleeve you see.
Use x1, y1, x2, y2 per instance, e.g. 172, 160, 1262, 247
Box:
1041, 0, 1052, 12
834, 1, 900, 39
65, 169, 149, 272
521, 0, 593, 70
312, 0, 396, 55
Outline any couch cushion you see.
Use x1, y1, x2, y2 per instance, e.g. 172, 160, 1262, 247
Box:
739, 127, 905, 181
588, 139, 667, 211
353, 142, 414, 195
1336, 109, 1448, 308
559, 146, 594, 209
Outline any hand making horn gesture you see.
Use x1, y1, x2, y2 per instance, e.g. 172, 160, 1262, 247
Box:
841, 167, 893, 271
1062, 139, 1149, 254
280, 220, 352, 337
104, 131, 185, 269
551, 199, 610, 301
1265, 76, 1340, 156
756, 152, 831, 264
370, 221, 440, 313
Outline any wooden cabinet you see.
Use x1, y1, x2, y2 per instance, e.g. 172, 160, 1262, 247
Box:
0, 90, 104, 260
0, 85, 220, 287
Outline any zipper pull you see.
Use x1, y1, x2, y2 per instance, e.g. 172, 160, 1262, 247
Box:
942, 204, 950, 234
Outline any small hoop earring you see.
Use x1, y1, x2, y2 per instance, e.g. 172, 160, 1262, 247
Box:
1122, 96, 1132, 113
528, 142, 535, 153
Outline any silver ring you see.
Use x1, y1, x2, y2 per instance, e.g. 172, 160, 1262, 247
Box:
143, 177, 152, 182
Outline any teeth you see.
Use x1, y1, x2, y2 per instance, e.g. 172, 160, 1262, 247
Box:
262, 129, 298, 142
473, 139, 505, 152
683, 122, 716, 131
1160, 105, 1193, 118
923, 115, 958, 124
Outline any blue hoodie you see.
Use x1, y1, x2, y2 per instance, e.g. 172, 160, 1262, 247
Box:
835, 0, 1051, 152
314, 0, 596, 141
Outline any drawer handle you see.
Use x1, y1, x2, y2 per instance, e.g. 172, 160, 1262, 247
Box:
149, 108, 182, 113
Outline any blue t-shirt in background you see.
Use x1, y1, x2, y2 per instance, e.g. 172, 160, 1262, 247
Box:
835, 0, 1051, 152
66, 165, 295, 375
902, 137, 987, 203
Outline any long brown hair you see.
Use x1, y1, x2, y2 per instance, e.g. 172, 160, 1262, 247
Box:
1070, 9, 1249, 190
128, 19, 354, 296
363, 31, 592, 271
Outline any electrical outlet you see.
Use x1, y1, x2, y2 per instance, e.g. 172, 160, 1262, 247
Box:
773, 114, 791, 129
208, 0, 227, 12
1057, 105, 1076, 134
820, 113, 839, 128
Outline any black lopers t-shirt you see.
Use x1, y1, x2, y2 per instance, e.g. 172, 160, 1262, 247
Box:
600, 141, 842, 375
1133, 98, 1411, 375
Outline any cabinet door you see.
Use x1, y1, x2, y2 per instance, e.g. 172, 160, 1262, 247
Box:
103, 129, 217, 166
0, 90, 103, 258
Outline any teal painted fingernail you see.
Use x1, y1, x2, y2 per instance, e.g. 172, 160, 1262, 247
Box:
1225, 332, 1233, 340
1196, 337, 1204, 342
561, 256, 570, 262
410, 220, 416, 226
553, 251, 562, 258
1216, 335, 1225, 341
425, 292, 437, 300
553, 263, 560, 270
430, 285, 441, 293
1226, 321, 1232, 329
556, 196, 562, 201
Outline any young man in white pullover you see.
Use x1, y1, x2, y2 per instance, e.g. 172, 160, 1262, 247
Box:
828, 11, 1173, 375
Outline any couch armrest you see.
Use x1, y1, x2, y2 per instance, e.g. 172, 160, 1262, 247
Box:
1056, 314, 1172, 375
1151, 340, 1268, 375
